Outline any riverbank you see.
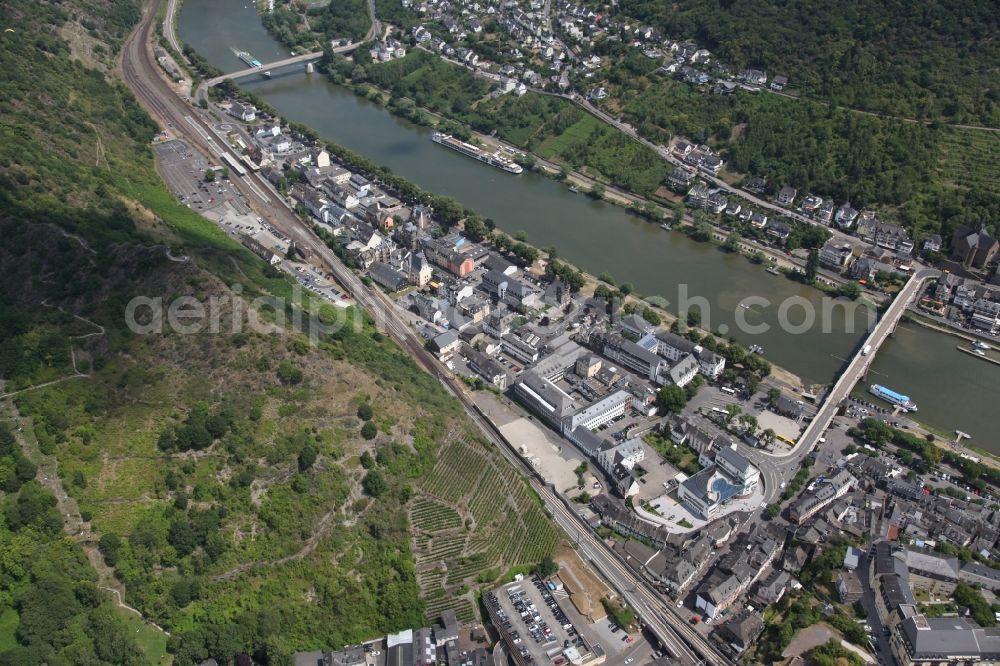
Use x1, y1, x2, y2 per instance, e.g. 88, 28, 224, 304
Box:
905, 309, 1000, 348
201, 75, 808, 395
180, 0, 884, 386
218, 5, 876, 312
852, 319, 1000, 453
326, 67, 868, 306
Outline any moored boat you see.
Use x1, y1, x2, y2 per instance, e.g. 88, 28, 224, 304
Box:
869, 384, 918, 412
431, 133, 523, 174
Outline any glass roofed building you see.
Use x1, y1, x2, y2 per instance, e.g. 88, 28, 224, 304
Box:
678, 445, 759, 520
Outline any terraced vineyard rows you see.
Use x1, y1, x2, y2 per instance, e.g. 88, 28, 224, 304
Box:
410, 497, 463, 533
411, 434, 562, 623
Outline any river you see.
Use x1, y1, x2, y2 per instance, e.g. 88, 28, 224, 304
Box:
851, 322, 1000, 447
178, 0, 998, 449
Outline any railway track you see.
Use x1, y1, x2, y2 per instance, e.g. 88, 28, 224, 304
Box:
119, 3, 732, 663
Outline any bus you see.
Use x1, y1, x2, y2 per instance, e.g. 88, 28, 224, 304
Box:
720, 386, 737, 396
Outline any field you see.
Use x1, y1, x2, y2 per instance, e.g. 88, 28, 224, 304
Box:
937, 129, 1000, 198
412, 435, 562, 622
536, 115, 605, 161
115, 607, 170, 666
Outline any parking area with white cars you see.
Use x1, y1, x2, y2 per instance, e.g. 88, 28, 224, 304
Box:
486, 577, 598, 666
154, 139, 244, 218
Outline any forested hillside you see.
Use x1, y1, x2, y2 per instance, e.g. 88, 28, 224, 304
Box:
620, 0, 1000, 126
0, 1, 559, 664
336, 49, 998, 240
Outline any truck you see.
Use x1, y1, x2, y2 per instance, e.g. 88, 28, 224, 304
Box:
862, 344, 872, 356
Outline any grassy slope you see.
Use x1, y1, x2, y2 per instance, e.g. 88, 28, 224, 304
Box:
0, 1, 560, 665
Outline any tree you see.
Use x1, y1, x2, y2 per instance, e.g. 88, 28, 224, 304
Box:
724, 232, 741, 252
535, 554, 558, 577
724, 403, 742, 424
767, 387, 782, 406
740, 414, 759, 435
171, 578, 199, 608
99, 534, 122, 567
838, 281, 862, 300
204, 169, 215, 182
464, 217, 489, 242
168, 519, 198, 557
923, 444, 942, 468
672, 202, 686, 224
859, 418, 893, 445
357, 402, 373, 421
360, 421, 378, 440
656, 385, 688, 414
362, 470, 387, 497
594, 284, 613, 301
761, 428, 776, 447
686, 309, 702, 327
691, 221, 713, 242
298, 443, 318, 471
954, 583, 995, 627
805, 249, 819, 283
360, 451, 375, 469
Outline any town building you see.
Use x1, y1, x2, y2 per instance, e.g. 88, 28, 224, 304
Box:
430, 331, 460, 361
369, 261, 409, 292
787, 470, 855, 525
818, 241, 857, 271
294, 611, 473, 666
868, 541, 1000, 666
678, 445, 759, 520
951, 223, 999, 269
239, 233, 282, 265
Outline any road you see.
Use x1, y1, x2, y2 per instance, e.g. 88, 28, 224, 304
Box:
716, 268, 938, 507
783, 269, 939, 461
856, 549, 892, 663
201, 0, 378, 87
163, 0, 182, 53
762, 85, 1000, 133
568, 95, 868, 242
123, 3, 730, 663
366, 0, 381, 43
203, 41, 359, 87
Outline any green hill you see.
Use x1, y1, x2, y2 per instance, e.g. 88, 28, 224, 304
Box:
621, 0, 1000, 127
0, 1, 559, 664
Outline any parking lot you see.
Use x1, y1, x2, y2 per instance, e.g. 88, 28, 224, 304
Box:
487, 577, 596, 666
154, 139, 244, 218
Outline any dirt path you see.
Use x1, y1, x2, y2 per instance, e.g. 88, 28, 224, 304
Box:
209, 504, 342, 581
0, 403, 170, 636
0, 303, 105, 399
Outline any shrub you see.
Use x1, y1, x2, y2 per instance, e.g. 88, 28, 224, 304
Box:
298, 443, 318, 471
362, 470, 386, 497
98, 534, 122, 566
276, 360, 304, 385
